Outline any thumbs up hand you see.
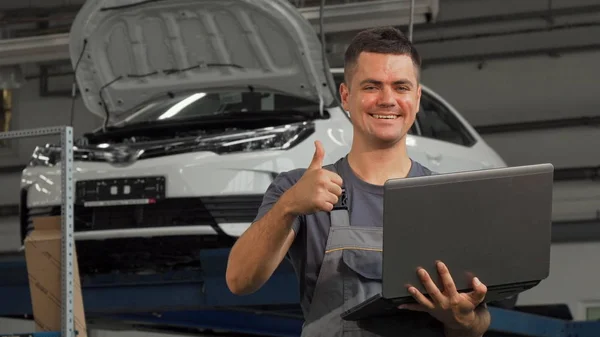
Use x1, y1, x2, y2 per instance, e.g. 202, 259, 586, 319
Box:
308, 139, 326, 171
283, 141, 344, 215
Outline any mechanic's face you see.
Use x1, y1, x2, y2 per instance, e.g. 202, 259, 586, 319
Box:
340, 52, 421, 148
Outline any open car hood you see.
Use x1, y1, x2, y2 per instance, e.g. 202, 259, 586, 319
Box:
69, 0, 336, 124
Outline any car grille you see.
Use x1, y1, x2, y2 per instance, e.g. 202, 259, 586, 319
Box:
25, 195, 265, 275
26, 195, 264, 233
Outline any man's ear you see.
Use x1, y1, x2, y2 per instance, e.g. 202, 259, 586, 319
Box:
340, 82, 350, 112
416, 84, 422, 114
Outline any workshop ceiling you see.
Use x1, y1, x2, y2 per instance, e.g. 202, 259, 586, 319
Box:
0, 0, 598, 68
0, 0, 439, 67
0, 0, 430, 38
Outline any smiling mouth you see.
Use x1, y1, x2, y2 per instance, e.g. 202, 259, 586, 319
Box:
369, 114, 400, 120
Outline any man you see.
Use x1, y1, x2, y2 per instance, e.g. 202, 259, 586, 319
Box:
226, 26, 491, 337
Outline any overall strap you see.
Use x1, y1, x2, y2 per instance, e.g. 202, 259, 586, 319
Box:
326, 162, 351, 228
330, 211, 350, 228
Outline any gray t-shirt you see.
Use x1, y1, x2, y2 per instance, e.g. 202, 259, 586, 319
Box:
253, 155, 434, 315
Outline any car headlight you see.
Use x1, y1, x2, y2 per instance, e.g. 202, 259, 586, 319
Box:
203, 121, 315, 154
27, 121, 315, 166
29, 144, 62, 167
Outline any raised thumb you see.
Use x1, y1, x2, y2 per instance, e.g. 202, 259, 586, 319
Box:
308, 140, 324, 170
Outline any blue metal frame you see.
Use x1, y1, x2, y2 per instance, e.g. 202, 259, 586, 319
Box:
107, 310, 303, 337
2, 248, 600, 337
564, 320, 600, 337
0, 333, 60, 337
0, 249, 299, 315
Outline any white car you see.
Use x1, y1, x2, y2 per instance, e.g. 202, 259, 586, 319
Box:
19, 0, 506, 274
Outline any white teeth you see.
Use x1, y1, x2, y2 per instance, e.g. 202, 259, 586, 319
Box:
371, 114, 398, 119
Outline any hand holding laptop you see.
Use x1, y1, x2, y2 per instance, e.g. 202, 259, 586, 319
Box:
399, 260, 491, 336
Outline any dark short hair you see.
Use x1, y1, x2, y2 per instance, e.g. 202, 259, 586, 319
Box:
343, 26, 422, 85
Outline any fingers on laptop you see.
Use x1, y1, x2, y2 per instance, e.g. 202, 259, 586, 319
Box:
419, 267, 447, 307
403, 267, 443, 310
468, 277, 487, 306
431, 260, 487, 307
401, 261, 488, 311
436, 261, 458, 295
405, 284, 436, 311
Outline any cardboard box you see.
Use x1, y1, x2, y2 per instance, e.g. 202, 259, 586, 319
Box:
24, 216, 87, 337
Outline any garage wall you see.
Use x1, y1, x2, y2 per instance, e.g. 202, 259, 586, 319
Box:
517, 241, 600, 321
420, 50, 600, 126
1, 77, 102, 206
420, 50, 600, 169
0, 216, 20, 253
482, 127, 599, 169
2, 77, 102, 166
0, 173, 22, 208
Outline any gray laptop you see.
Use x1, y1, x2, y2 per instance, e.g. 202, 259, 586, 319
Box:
342, 163, 554, 321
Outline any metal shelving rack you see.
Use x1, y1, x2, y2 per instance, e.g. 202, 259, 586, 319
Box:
0, 126, 74, 337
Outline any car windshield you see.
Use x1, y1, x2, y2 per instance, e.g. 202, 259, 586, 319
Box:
114, 90, 321, 127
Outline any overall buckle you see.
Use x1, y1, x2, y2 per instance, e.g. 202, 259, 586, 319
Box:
333, 188, 348, 210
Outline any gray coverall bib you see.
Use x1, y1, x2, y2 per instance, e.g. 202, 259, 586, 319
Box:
300, 188, 445, 336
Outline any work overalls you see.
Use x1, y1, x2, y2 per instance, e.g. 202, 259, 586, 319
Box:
300, 177, 445, 336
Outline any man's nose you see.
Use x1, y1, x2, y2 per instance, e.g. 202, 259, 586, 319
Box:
377, 87, 396, 107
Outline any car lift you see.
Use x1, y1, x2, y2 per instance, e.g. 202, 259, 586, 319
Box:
1, 127, 600, 337
2, 248, 600, 337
